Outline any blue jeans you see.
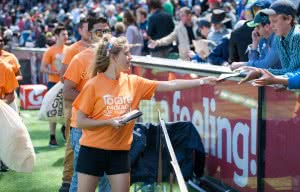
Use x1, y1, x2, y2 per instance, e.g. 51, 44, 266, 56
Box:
69, 128, 111, 192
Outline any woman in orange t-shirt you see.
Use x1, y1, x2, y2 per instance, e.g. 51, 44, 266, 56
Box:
73, 36, 217, 192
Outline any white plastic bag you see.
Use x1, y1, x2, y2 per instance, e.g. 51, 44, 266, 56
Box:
0, 100, 36, 172
38, 82, 64, 123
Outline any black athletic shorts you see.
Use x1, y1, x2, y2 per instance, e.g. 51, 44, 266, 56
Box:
76, 145, 130, 177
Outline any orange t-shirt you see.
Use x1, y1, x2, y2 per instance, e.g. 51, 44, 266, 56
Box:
42, 44, 67, 83
64, 47, 95, 127
0, 50, 21, 74
62, 40, 89, 65
73, 72, 158, 150
0, 61, 19, 99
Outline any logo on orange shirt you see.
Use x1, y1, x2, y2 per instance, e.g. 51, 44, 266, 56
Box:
80, 72, 89, 80
103, 95, 133, 116
54, 53, 64, 71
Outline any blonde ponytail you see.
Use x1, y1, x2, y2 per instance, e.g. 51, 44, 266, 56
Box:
90, 35, 128, 77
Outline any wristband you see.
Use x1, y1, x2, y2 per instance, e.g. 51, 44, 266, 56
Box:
199, 79, 205, 85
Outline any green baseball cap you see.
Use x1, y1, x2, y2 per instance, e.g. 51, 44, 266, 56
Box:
247, 11, 270, 27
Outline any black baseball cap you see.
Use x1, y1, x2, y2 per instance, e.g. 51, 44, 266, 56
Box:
260, 0, 297, 17
197, 19, 211, 28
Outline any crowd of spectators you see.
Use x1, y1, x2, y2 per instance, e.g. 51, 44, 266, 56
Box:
2, 0, 300, 83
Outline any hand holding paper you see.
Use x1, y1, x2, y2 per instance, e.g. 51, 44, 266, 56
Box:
217, 72, 240, 81
119, 110, 143, 124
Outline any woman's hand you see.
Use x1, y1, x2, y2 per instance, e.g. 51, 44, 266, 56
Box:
202, 76, 218, 85
109, 117, 127, 129
230, 62, 246, 71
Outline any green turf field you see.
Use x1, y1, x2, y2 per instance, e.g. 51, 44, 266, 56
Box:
0, 110, 66, 192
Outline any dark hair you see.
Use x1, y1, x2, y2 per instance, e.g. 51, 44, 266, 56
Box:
91, 35, 128, 77
197, 19, 211, 29
77, 16, 88, 29
88, 15, 109, 31
281, 14, 298, 26
123, 10, 137, 26
53, 25, 66, 36
137, 7, 147, 18
148, 0, 162, 10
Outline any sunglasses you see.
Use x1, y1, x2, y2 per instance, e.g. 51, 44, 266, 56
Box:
92, 29, 111, 37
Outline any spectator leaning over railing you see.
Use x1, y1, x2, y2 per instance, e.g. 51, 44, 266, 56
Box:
230, 11, 281, 70
239, 0, 300, 84
252, 68, 300, 89
229, 0, 270, 63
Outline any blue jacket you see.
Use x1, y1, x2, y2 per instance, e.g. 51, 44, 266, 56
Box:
247, 33, 281, 69
287, 68, 300, 89
269, 26, 300, 75
207, 35, 230, 65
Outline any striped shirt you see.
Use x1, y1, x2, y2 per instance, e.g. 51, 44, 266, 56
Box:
269, 25, 300, 75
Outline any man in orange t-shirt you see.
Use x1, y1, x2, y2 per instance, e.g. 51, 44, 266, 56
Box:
0, 61, 18, 104
0, 34, 22, 81
60, 17, 91, 82
58, 16, 91, 192
63, 16, 111, 192
40, 25, 68, 147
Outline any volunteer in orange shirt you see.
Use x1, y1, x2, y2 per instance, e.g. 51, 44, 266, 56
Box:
73, 36, 217, 192
0, 34, 23, 81
64, 16, 112, 192
0, 60, 19, 172
0, 61, 18, 105
58, 16, 91, 192
60, 17, 91, 82
40, 25, 68, 147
